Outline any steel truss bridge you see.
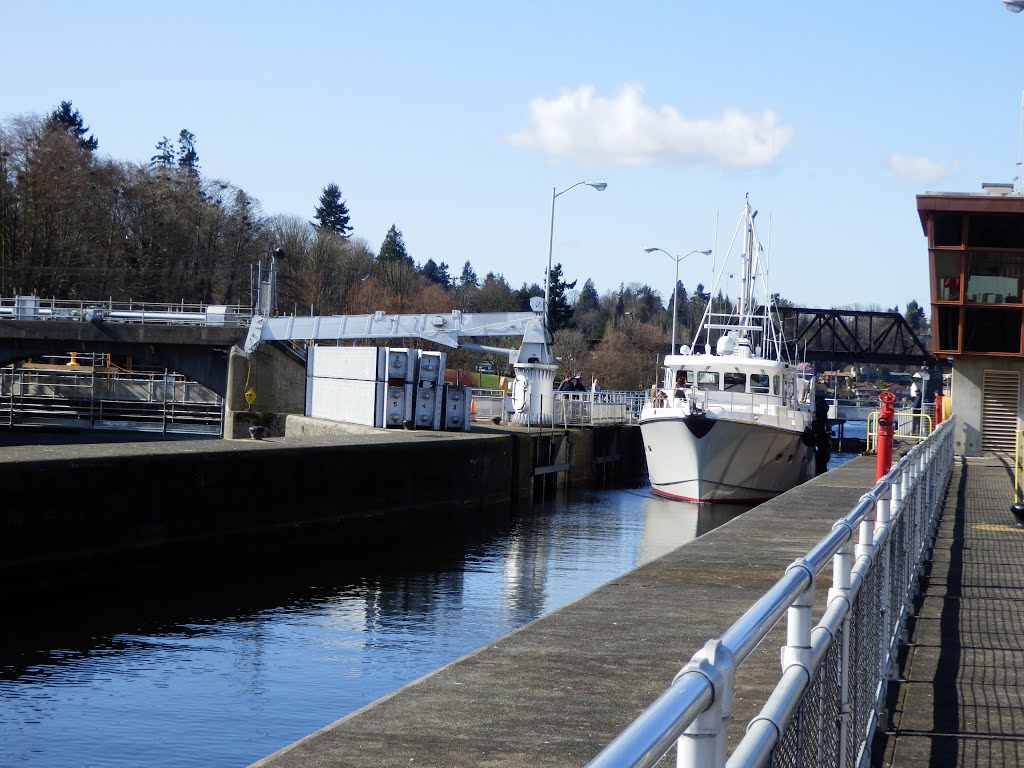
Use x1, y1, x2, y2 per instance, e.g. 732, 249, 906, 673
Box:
777, 307, 940, 367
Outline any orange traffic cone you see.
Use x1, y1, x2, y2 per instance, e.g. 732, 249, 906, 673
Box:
470, 399, 476, 418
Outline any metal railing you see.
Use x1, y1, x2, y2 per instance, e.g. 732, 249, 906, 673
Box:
587, 416, 955, 768
469, 389, 646, 427
1015, 429, 1024, 504
866, 408, 934, 452
0, 295, 250, 326
1, 360, 223, 435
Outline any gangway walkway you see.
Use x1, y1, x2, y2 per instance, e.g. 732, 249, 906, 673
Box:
876, 456, 1024, 767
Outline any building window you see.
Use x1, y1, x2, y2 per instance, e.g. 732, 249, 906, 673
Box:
963, 307, 1022, 353
932, 212, 963, 246
933, 250, 962, 302
936, 306, 960, 352
968, 213, 1024, 249
965, 251, 1024, 304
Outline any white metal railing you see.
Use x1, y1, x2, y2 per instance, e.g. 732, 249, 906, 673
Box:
587, 416, 955, 768
552, 390, 644, 427
469, 389, 645, 427
0, 295, 250, 326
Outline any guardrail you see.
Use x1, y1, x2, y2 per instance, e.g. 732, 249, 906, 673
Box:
866, 408, 934, 452
587, 417, 955, 768
1, 361, 223, 435
0, 296, 251, 326
469, 389, 645, 427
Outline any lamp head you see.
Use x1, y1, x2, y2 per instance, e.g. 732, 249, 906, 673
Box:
585, 181, 608, 191
1006, 0, 1024, 12
643, 247, 661, 254
699, 249, 712, 256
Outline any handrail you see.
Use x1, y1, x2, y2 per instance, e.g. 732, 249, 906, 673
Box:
587, 417, 955, 768
866, 408, 935, 451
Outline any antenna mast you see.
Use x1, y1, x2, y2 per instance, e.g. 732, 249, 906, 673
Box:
1017, 89, 1024, 194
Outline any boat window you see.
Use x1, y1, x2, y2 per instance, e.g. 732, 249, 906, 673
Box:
772, 375, 781, 395
696, 371, 719, 391
723, 372, 746, 392
750, 373, 771, 394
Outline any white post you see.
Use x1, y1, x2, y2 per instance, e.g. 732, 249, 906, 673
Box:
828, 525, 855, 768
676, 639, 734, 767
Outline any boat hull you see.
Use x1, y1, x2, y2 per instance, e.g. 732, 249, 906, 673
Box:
640, 413, 814, 503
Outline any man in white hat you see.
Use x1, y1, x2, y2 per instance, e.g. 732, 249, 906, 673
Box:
910, 372, 923, 435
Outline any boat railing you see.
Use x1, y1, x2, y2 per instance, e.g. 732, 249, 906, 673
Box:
586, 417, 956, 768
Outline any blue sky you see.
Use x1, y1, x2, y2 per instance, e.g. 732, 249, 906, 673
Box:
4, 1, 1024, 312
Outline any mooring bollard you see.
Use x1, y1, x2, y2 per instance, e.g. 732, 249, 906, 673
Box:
876, 390, 896, 481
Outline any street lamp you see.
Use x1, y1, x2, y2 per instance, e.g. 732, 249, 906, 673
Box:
545, 180, 607, 326
643, 246, 712, 354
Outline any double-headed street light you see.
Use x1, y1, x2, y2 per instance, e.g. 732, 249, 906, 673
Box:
545, 180, 607, 325
643, 246, 712, 354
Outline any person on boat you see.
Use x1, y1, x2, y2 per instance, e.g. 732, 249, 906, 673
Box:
573, 374, 586, 392
558, 375, 575, 392
674, 370, 686, 402
650, 381, 665, 407
811, 398, 831, 476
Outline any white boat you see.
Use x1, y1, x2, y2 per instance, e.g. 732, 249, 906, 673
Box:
639, 196, 816, 503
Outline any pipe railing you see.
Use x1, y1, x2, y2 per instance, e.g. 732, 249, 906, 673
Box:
587, 417, 955, 768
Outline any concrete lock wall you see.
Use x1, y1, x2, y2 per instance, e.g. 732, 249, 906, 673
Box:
0, 435, 517, 572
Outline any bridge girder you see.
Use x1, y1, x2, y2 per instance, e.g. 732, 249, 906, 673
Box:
778, 307, 941, 367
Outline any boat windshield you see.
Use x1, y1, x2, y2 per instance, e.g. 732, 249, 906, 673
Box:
679, 368, 782, 395
680, 370, 720, 391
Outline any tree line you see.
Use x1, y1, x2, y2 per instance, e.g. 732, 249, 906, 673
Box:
0, 102, 929, 391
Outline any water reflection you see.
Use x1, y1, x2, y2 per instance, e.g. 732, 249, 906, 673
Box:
0, 483, 751, 768
637, 497, 751, 564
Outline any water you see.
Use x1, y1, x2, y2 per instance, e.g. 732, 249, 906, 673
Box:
0, 483, 756, 768
0, 443, 860, 768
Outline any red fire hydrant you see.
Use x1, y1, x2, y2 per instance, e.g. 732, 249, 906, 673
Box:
876, 391, 897, 481
934, 393, 944, 426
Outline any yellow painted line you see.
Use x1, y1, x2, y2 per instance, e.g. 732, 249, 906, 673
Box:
972, 524, 1024, 533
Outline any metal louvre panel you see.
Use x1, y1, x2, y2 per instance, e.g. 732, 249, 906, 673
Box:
981, 370, 1020, 454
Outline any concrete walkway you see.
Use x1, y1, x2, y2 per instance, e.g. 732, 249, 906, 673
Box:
878, 456, 1024, 767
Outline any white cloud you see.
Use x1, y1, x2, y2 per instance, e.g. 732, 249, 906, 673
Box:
507, 84, 793, 169
886, 153, 960, 184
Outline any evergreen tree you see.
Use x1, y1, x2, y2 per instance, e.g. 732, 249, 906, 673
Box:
547, 262, 577, 330
176, 129, 199, 176
904, 299, 928, 333
313, 182, 352, 237
575, 278, 600, 314
150, 136, 175, 168
47, 100, 98, 151
459, 260, 478, 288
420, 258, 450, 287
378, 224, 412, 264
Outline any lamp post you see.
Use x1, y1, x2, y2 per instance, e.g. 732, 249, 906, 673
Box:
643, 247, 712, 354
545, 180, 607, 326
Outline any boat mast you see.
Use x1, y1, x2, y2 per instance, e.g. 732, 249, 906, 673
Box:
738, 195, 755, 341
